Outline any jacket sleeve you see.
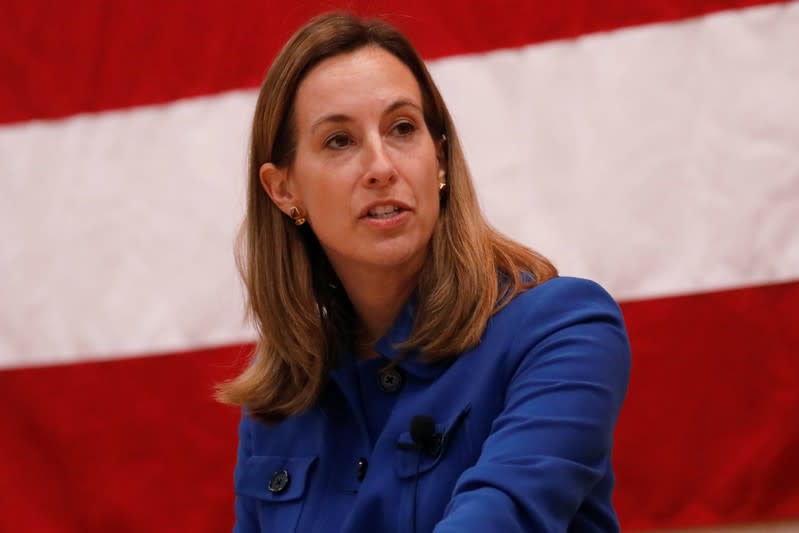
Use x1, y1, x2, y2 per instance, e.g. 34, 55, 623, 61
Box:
433, 278, 632, 533
232, 410, 258, 533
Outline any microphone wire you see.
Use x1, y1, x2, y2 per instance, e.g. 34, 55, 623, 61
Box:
412, 447, 421, 533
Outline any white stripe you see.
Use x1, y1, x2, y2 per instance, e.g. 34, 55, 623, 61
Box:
433, 2, 799, 300
1, 3, 797, 367
0, 92, 256, 367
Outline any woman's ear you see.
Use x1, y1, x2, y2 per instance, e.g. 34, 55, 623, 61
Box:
436, 134, 448, 173
259, 162, 297, 215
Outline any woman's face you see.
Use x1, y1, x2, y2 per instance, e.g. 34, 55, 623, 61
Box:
262, 46, 443, 280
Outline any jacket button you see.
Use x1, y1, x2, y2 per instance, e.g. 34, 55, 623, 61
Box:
377, 367, 403, 393
356, 458, 368, 481
268, 469, 290, 494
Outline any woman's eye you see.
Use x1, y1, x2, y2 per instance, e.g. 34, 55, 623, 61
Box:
325, 133, 351, 149
392, 121, 416, 136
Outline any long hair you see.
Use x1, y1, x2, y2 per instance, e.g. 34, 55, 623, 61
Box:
216, 12, 557, 423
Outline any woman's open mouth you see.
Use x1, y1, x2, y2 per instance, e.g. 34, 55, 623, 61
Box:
367, 206, 404, 219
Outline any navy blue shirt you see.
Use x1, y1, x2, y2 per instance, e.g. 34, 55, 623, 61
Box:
355, 357, 399, 443
233, 277, 632, 532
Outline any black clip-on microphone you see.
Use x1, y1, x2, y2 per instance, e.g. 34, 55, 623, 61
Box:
410, 415, 441, 456
402, 415, 443, 533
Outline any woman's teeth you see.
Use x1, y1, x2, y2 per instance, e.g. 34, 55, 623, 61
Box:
368, 206, 401, 218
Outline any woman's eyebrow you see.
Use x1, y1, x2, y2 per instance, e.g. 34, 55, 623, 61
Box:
310, 99, 422, 133
310, 113, 351, 134
383, 98, 422, 115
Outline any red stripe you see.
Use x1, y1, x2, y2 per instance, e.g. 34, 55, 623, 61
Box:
0, 0, 788, 124
0, 345, 249, 531
1, 281, 797, 530
615, 280, 799, 530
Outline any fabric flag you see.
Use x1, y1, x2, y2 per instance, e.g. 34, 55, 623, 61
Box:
1, 1, 798, 531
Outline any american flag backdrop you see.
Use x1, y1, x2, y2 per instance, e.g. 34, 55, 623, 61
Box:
1, 1, 798, 531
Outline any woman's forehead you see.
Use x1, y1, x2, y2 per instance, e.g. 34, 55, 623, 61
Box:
294, 47, 423, 126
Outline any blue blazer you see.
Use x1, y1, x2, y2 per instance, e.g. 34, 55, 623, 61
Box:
233, 277, 631, 532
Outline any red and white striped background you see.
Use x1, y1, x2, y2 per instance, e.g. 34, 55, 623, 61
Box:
1, 1, 798, 531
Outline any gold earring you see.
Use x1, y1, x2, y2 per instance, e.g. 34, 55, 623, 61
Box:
289, 206, 306, 226
438, 169, 447, 191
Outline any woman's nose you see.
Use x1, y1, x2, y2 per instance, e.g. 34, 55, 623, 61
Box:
362, 136, 396, 187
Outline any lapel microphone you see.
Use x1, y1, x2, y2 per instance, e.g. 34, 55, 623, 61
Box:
407, 415, 440, 533
410, 415, 437, 453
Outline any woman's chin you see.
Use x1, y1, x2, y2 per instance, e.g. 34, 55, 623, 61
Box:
357, 243, 428, 273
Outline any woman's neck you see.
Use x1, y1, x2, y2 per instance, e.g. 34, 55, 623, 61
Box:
334, 264, 420, 356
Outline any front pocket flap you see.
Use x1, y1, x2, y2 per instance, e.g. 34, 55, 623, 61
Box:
395, 404, 471, 479
236, 455, 317, 502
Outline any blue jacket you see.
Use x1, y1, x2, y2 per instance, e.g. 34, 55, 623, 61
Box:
233, 276, 631, 532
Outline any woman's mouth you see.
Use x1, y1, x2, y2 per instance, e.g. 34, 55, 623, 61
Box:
367, 206, 403, 219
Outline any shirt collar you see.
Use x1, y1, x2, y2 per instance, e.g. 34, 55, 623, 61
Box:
373, 297, 450, 381
323, 297, 450, 416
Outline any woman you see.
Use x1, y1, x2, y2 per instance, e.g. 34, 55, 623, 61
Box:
218, 11, 631, 533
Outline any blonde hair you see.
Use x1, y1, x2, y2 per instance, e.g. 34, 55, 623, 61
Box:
216, 12, 557, 423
